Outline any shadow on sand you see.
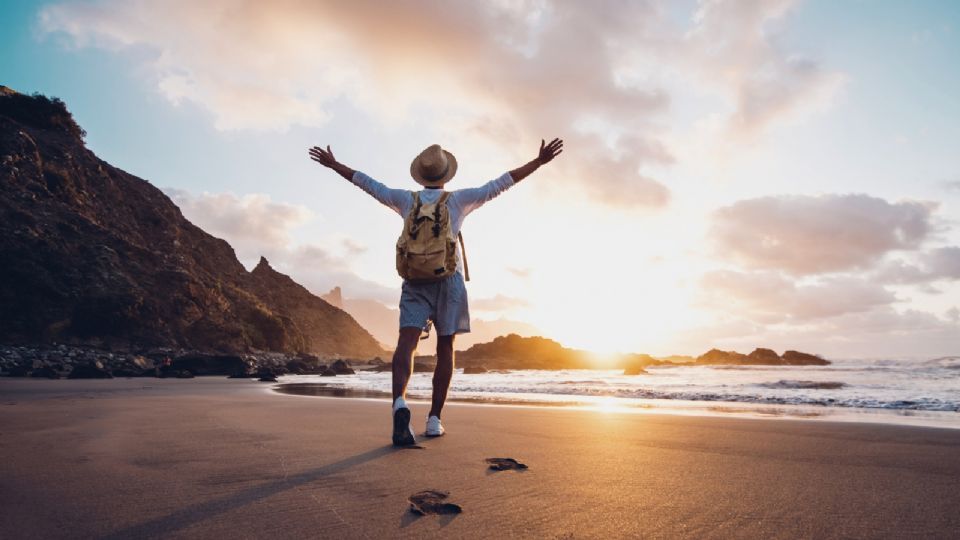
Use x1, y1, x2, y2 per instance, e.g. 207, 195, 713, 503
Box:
101, 445, 397, 539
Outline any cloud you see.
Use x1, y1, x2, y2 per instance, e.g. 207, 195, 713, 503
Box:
699, 270, 896, 323
710, 194, 936, 275
686, 0, 845, 137
471, 294, 530, 312
874, 247, 960, 285
164, 188, 313, 260
40, 0, 839, 209
507, 267, 531, 278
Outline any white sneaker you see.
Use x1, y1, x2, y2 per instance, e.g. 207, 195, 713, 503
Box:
425, 415, 445, 437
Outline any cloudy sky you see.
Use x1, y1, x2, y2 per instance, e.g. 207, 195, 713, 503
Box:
3, 0, 959, 357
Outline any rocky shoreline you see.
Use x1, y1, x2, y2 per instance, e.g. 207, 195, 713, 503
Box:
0, 344, 382, 380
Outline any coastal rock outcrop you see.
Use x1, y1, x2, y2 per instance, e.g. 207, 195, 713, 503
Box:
747, 348, 782, 364
463, 365, 487, 374
330, 359, 355, 375
0, 88, 384, 358
696, 349, 749, 365
696, 348, 830, 366
782, 350, 829, 366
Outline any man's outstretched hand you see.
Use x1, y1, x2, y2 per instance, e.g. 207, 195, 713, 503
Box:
309, 145, 338, 168
537, 138, 564, 165
510, 137, 564, 183
309, 145, 355, 181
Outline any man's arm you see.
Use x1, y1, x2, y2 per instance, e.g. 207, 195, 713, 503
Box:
309, 145, 410, 214
508, 138, 563, 183
451, 137, 564, 216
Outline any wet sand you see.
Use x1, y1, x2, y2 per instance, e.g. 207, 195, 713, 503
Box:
2, 377, 959, 539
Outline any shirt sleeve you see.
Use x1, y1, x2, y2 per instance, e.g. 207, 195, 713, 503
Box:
349, 171, 411, 215
449, 172, 515, 217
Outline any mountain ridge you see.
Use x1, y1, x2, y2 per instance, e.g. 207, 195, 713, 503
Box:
0, 86, 384, 357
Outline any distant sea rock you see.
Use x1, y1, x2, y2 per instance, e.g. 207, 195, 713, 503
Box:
0, 87, 385, 358
747, 348, 781, 364
463, 365, 487, 374
696, 349, 749, 364
623, 365, 648, 375
782, 350, 829, 366
456, 334, 593, 370
330, 359, 355, 375
696, 348, 829, 366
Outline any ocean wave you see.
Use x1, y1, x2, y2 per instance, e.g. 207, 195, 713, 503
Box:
758, 380, 847, 390
447, 384, 960, 412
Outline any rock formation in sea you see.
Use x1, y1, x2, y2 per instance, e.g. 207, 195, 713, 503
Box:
696, 348, 829, 366
0, 87, 384, 358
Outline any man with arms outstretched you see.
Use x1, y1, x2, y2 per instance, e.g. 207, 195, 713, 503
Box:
309, 138, 563, 446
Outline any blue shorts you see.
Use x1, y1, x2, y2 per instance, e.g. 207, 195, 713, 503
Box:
399, 272, 470, 336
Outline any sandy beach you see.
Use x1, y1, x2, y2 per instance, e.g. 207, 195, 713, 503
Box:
2, 378, 959, 539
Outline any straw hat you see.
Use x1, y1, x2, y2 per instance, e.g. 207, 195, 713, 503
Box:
410, 144, 457, 187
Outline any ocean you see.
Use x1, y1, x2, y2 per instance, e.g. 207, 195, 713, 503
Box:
276, 357, 960, 429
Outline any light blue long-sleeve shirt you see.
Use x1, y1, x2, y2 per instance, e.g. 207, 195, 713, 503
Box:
349, 171, 516, 237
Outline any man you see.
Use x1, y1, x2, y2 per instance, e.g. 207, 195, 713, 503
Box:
309, 137, 563, 446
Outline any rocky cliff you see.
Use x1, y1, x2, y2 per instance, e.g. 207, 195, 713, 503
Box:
0, 87, 384, 357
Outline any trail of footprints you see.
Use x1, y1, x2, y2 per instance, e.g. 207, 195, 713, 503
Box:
408, 457, 528, 516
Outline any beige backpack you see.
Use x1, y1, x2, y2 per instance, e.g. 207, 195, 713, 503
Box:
396, 192, 470, 283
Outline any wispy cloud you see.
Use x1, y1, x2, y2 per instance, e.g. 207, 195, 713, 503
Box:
710, 194, 936, 275
40, 0, 840, 209
699, 270, 896, 322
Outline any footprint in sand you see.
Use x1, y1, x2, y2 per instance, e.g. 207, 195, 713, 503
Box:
408, 490, 463, 515
485, 457, 528, 471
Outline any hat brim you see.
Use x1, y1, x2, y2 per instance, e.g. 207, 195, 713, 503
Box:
410, 150, 457, 187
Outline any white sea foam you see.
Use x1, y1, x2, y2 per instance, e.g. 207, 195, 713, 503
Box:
284, 358, 960, 427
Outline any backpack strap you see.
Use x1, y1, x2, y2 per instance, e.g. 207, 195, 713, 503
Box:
458, 231, 470, 282
432, 192, 451, 238
408, 192, 422, 239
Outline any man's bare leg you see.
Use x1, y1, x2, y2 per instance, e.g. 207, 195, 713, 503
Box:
392, 327, 422, 401
391, 327, 422, 446
429, 334, 455, 419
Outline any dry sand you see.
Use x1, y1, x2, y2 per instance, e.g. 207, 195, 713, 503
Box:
1, 377, 959, 539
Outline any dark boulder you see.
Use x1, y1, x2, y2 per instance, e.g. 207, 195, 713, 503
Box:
782, 350, 830, 365
368, 357, 385, 366
68, 361, 113, 379
171, 354, 247, 376
175, 370, 195, 379
320, 366, 337, 377
413, 362, 435, 373
463, 365, 488, 374
30, 366, 60, 379
285, 358, 325, 375
6, 365, 31, 377
331, 359, 355, 375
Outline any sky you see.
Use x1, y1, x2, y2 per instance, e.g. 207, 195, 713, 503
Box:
2, 0, 958, 358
